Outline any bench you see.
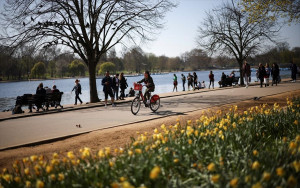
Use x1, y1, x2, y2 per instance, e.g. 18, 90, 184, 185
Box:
14, 92, 63, 113
218, 76, 240, 87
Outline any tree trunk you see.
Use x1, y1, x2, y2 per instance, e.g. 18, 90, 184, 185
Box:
239, 62, 244, 86
88, 61, 100, 103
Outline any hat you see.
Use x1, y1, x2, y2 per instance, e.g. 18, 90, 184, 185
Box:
75, 79, 80, 83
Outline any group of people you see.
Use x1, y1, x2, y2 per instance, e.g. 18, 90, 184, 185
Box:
255, 63, 280, 87
174, 72, 206, 92
35, 83, 60, 111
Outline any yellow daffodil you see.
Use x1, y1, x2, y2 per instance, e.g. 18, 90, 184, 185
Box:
253, 150, 258, 156
276, 167, 284, 177
25, 181, 31, 188
36, 179, 44, 188
58, 173, 64, 181
46, 165, 52, 174
230, 178, 238, 187
252, 161, 260, 170
211, 174, 220, 183
149, 166, 161, 180
287, 175, 297, 188
251, 182, 262, 188
207, 163, 215, 172
292, 161, 300, 172
262, 172, 271, 181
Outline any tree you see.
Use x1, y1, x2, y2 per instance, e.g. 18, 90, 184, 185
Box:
47, 61, 55, 78
241, 0, 300, 23
0, 0, 176, 103
98, 62, 116, 75
197, 1, 278, 85
69, 60, 86, 77
123, 47, 147, 73
31, 62, 46, 79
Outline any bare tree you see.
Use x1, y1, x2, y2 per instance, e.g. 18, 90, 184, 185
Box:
0, 0, 176, 102
197, 1, 279, 85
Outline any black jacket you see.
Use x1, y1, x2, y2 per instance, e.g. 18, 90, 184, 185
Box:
138, 76, 155, 91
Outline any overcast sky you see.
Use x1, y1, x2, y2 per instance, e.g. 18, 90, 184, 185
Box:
134, 0, 300, 57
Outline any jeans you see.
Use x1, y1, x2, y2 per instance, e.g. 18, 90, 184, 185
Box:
75, 93, 82, 104
114, 87, 119, 100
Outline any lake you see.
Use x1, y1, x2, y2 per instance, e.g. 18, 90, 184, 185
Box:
0, 69, 291, 112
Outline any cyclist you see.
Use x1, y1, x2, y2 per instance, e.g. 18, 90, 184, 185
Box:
137, 70, 155, 106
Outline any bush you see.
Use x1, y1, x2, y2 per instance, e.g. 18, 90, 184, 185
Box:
1, 98, 300, 188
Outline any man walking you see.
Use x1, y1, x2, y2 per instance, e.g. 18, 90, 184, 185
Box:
102, 71, 115, 107
181, 74, 186, 91
112, 73, 120, 100
72, 79, 83, 105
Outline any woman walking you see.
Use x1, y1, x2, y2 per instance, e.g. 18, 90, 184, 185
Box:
208, 71, 214, 89
258, 63, 266, 88
173, 74, 178, 92
271, 63, 280, 86
119, 72, 128, 100
264, 63, 271, 87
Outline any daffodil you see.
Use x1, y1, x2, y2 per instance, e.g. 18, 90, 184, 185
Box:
149, 166, 161, 180
230, 178, 238, 187
36, 179, 44, 188
207, 163, 215, 172
211, 174, 220, 183
262, 172, 270, 181
252, 161, 260, 170
276, 167, 284, 177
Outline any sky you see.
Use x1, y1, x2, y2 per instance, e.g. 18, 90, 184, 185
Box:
129, 0, 300, 58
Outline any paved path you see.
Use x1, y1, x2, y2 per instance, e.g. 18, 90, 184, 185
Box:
0, 82, 300, 150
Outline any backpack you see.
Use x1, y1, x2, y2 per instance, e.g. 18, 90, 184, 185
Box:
12, 105, 23, 114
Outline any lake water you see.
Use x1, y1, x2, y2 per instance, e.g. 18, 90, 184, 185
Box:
0, 69, 291, 111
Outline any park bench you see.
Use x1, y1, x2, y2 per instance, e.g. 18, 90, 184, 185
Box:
218, 76, 240, 87
14, 92, 63, 113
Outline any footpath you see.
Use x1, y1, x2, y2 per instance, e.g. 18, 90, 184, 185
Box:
0, 80, 300, 150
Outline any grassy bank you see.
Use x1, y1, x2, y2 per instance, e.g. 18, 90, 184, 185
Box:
0, 98, 299, 188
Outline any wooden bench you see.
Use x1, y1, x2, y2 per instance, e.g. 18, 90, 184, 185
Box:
218, 76, 240, 87
15, 92, 63, 113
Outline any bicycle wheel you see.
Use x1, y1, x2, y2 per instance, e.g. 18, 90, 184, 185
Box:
131, 97, 141, 115
150, 95, 160, 112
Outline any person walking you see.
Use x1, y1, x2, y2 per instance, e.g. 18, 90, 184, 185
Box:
193, 72, 198, 89
290, 61, 298, 82
112, 73, 120, 100
243, 60, 251, 88
173, 74, 178, 92
264, 63, 271, 87
72, 79, 83, 105
119, 72, 128, 100
102, 71, 115, 107
271, 63, 280, 86
208, 71, 214, 89
258, 63, 266, 88
181, 74, 186, 91
187, 73, 193, 91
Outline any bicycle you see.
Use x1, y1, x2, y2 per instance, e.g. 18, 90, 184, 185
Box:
131, 82, 160, 115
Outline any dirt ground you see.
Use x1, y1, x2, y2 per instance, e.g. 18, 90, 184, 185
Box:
1, 90, 300, 170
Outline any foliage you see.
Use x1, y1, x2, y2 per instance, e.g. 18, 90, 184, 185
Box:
240, 0, 300, 23
0, 0, 176, 102
98, 62, 116, 75
197, 1, 278, 85
30, 62, 46, 79
68, 60, 86, 77
1, 98, 300, 187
